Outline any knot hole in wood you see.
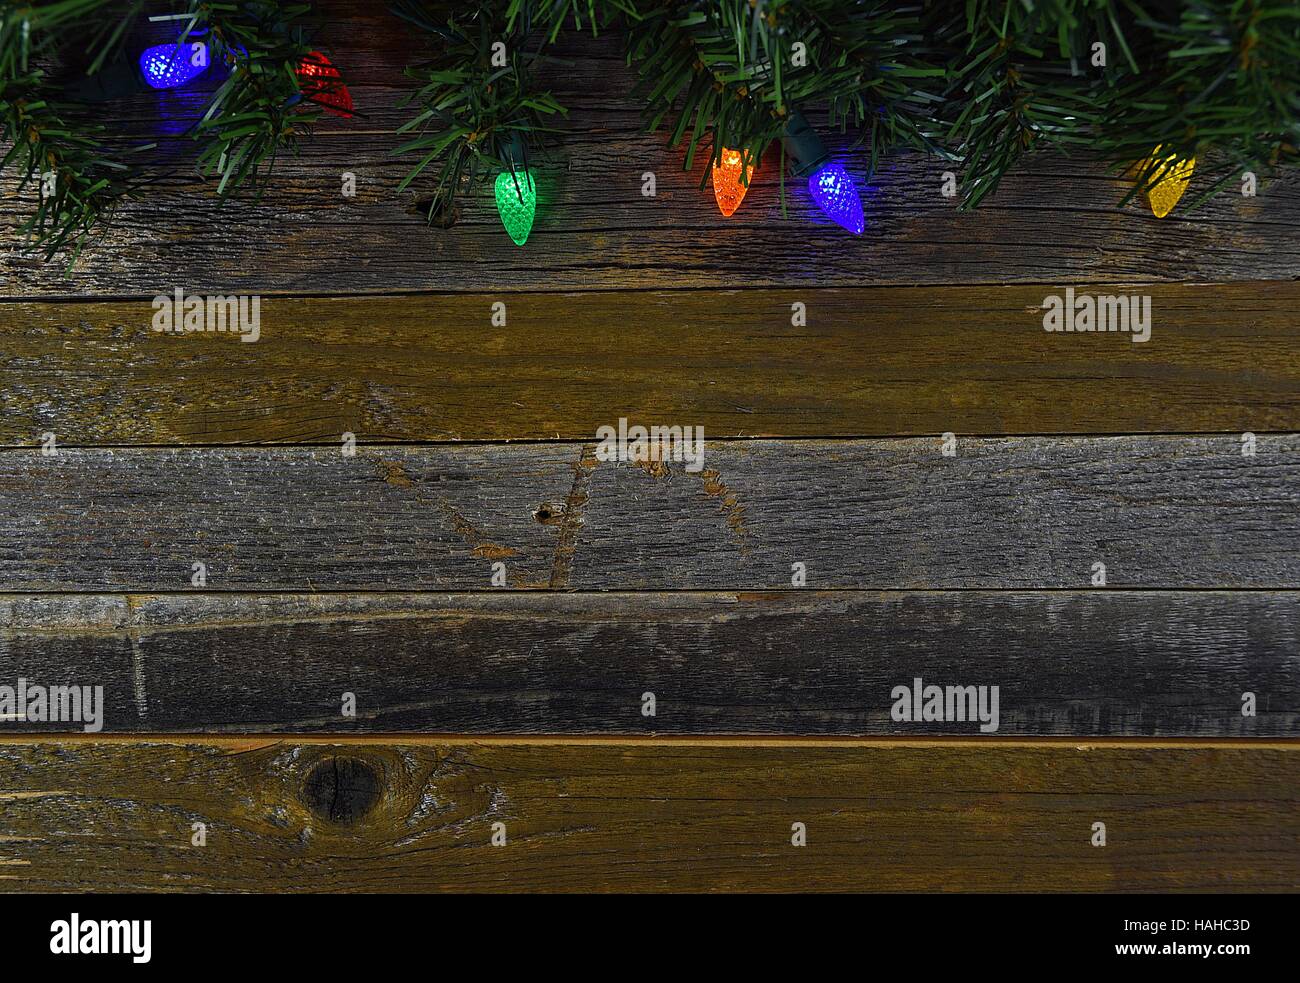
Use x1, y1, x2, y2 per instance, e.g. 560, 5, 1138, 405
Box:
302, 755, 382, 826
414, 194, 459, 229
534, 502, 565, 525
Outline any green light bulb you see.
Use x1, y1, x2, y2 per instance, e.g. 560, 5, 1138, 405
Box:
494, 168, 537, 246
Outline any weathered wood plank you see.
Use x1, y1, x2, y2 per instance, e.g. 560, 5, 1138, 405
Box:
2, 8, 1296, 296
1, 436, 1295, 590
0, 737, 1294, 892
1, 591, 1295, 736
5, 283, 1300, 445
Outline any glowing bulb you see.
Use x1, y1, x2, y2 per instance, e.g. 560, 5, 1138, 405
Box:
807, 161, 863, 234
297, 51, 353, 117
712, 147, 755, 217
1139, 146, 1195, 218
494, 168, 537, 246
139, 40, 209, 90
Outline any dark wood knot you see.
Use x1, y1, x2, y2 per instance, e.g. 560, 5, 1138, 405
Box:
302, 756, 381, 825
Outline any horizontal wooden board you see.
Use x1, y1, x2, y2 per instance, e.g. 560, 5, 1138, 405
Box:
2, 9, 1297, 296
4, 282, 1300, 445
1, 591, 1295, 736
1, 436, 1296, 591
0, 737, 1294, 892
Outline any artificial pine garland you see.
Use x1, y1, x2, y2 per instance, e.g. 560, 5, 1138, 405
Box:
1, 0, 344, 262
191, 2, 333, 196
390, 0, 567, 231
4, 1, 1297, 260
1, 1, 148, 261
393, 0, 1298, 239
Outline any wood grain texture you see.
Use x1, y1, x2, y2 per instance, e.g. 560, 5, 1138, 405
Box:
1, 436, 1295, 591
2, 7, 1297, 297
0, 737, 1294, 893
1, 591, 1296, 736
5, 282, 1300, 445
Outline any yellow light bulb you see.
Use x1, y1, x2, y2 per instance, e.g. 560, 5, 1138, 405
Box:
712, 147, 755, 217
1139, 146, 1195, 218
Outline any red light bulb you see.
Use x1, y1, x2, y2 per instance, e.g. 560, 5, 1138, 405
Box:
296, 51, 353, 117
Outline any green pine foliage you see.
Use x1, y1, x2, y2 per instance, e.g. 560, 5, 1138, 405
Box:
1, 0, 148, 261
935, 0, 1300, 206
391, 1, 566, 226
192, 2, 327, 196
2, 0, 337, 262
1100, 1, 1300, 206
623, 2, 947, 179
396, 0, 1297, 218
4, 1, 1297, 262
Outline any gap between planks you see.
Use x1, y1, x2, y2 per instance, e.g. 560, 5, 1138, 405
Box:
3, 430, 1300, 451
2, 278, 1293, 305
0, 735, 1296, 749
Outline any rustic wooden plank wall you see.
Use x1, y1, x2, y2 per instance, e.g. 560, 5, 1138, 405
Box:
0, 0, 1297, 892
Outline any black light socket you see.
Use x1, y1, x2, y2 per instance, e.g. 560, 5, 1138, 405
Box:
781, 109, 829, 178
61, 57, 147, 102
501, 131, 528, 170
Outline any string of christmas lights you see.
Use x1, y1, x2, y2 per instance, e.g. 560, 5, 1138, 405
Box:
390, 2, 1247, 248
137, 35, 354, 116
126, 26, 1228, 246
6, 1, 1290, 260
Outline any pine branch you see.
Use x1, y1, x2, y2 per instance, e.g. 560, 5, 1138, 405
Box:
392, 1, 566, 224
931, 0, 1130, 208
505, 0, 638, 42
1098, 0, 1300, 207
2, 0, 332, 260
1, 0, 148, 262
622, 1, 947, 186
189, 1, 328, 197
935, 0, 1300, 210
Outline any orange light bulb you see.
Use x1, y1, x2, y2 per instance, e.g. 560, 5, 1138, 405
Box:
712, 147, 755, 217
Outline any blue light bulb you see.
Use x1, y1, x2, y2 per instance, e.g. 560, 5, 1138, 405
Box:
807, 161, 864, 235
139, 41, 209, 90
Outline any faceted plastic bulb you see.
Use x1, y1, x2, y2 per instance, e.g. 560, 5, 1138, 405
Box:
1140, 147, 1195, 218
808, 161, 863, 235
297, 51, 353, 117
712, 147, 754, 217
495, 169, 537, 246
139, 41, 208, 89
